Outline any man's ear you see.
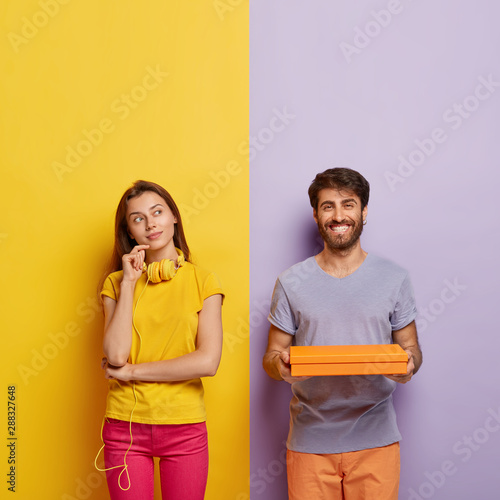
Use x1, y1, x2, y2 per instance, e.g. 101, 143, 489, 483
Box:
313, 207, 319, 223
362, 205, 368, 222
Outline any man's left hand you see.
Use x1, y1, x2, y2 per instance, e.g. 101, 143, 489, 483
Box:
384, 350, 415, 384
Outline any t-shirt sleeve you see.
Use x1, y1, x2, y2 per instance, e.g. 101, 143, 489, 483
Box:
100, 275, 118, 301
390, 273, 417, 331
268, 279, 296, 335
202, 272, 225, 304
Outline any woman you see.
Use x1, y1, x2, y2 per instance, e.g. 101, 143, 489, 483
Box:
96, 180, 223, 500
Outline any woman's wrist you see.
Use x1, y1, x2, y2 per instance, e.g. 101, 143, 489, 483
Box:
128, 363, 138, 381
120, 278, 137, 289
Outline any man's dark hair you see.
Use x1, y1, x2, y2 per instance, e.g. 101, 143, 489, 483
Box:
308, 168, 370, 211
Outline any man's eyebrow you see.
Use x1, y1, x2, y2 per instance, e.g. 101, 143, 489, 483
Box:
128, 204, 164, 218
319, 198, 358, 207
320, 200, 334, 207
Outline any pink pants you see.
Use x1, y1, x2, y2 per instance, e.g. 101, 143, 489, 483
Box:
103, 418, 208, 500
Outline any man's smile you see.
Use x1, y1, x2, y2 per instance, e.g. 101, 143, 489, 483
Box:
328, 224, 350, 233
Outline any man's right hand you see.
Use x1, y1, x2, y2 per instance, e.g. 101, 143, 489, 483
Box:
276, 351, 311, 384
263, 325, 311, 383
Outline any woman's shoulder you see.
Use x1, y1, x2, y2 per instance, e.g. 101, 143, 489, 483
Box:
100, 270, 124, 300
184, 261, 223, 286
185, 260, 210, 271
102, 270, 124, 288
183, 261, 218, 279
183, 262, 224, 301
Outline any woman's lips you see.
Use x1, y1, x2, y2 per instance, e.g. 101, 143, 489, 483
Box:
147, 231, 162, 240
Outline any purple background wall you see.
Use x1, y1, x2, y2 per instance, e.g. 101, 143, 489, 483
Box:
250, 1, 500, 499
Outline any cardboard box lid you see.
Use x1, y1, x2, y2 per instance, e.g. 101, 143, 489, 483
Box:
290, 344, 407, 364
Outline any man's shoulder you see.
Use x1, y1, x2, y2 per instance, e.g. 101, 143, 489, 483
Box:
276, 256, 318, 290
366, 253, 410, 280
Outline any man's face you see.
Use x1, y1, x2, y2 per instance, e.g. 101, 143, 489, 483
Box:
313, 188, 367, 252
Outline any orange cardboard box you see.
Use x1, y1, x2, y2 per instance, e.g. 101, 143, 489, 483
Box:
290, 344, 408, 376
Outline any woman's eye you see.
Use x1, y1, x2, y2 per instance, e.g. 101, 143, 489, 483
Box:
154, 210, 162, 215
134, 216, 143, 223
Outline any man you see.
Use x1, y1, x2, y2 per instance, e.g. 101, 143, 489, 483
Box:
263, 168, 422, 500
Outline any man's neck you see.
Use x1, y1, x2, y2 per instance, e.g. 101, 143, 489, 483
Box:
315, 243, 367, 279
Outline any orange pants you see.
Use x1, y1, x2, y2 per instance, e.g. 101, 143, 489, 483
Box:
287, 442, 400, 500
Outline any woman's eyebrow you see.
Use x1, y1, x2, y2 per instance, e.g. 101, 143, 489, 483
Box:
128, 204, 164, 218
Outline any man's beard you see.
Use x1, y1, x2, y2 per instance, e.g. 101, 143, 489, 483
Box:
317, 216, 364, 252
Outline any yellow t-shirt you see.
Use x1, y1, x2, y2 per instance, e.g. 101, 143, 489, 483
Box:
100, 261, 224, 424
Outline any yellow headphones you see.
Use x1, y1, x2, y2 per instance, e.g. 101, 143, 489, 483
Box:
142, 249, 185, 283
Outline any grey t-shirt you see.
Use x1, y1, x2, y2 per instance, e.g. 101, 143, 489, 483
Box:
268, 253, 417, 453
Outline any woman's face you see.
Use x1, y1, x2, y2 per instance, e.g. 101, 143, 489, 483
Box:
125, 191, 177, 252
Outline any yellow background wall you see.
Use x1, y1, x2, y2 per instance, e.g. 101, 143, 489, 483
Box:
0, 1, 248, 498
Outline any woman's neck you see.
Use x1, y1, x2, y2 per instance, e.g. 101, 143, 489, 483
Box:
145, 243, 179, 264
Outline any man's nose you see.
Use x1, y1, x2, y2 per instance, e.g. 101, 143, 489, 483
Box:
332, 207, 345, 221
